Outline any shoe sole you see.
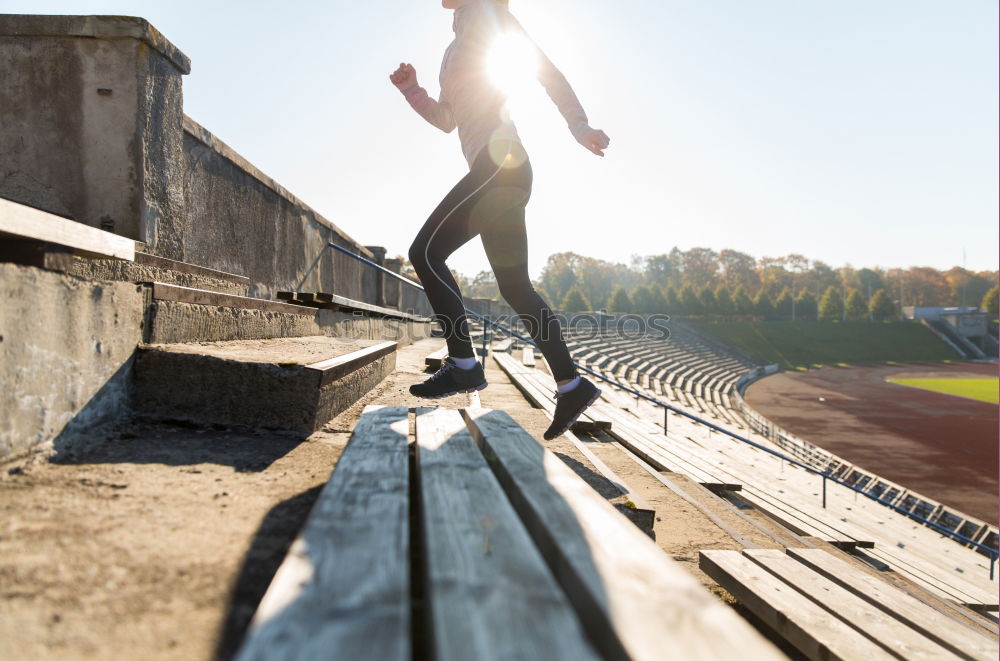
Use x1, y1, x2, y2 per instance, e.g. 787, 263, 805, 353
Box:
410, 380, 488, 400
545, 387, 602, 440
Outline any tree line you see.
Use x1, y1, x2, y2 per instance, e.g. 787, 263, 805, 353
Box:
439, 247, 998, 322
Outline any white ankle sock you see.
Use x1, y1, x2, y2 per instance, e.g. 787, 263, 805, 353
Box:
452, 356, 479, 370
556, 376, 581, 394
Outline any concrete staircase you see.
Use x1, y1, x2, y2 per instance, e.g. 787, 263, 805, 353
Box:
1, 199, 432, 458
136, 337, 397, 433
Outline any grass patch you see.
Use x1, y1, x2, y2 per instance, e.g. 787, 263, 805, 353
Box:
689, 321, 959, 370
886, 378, 999, 404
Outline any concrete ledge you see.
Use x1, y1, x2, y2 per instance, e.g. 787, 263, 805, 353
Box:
134, 337, 397, 433
145, 299, 433, 345
151, 282, 317, 316
0, 14, 191, 74
137, 253, 249, 287
69, 256, 249, 295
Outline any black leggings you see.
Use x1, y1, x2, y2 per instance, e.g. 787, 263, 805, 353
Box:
408, 141, 578, 382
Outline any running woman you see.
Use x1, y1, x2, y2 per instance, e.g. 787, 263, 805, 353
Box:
390, 0, 610, 440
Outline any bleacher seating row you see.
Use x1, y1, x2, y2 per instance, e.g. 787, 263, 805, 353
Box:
564, 320, 999, 559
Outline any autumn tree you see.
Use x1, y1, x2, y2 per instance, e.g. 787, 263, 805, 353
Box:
795, 290, 818, 321
819, 287, 844, 321
607, 286, 632, 314
775, 287, 794, 320
869, 289, 896, 321
630, 285, 659, 314
983, 285, 999, 315
698, 286, 718, 316
561, 287, 590, 313
719, 249, 760, 292
844, 288, 867, 321
680, 284, 701, 316
714, 285, 734, 318
663, 286, 681, 314
753, 290, 775, 320
732, 286, 754, 317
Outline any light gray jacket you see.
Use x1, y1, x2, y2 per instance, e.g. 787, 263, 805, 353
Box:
403, 0, 592, 167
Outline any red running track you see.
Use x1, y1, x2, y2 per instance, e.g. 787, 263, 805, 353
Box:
745, 362, 998, 524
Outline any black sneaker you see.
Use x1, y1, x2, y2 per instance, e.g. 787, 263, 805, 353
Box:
544, 377, 601, 440
410, 358, 488, 399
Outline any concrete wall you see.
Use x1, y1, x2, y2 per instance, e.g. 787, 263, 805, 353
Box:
0, 263, 145, 458
0, 14, 433, 316
181, 117, 380, 303
0, 15, 188, 256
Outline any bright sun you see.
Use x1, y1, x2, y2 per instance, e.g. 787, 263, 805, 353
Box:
486, 32, 539, 102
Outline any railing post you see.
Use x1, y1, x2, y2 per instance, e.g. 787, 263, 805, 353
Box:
663, 407, 668, 435
991, 554, 996, 581
483, 315, 490, 369
822, 476, 827, 509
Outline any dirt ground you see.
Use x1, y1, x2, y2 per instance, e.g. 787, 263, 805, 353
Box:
1, 338, 783, 660
745, 362, 998, 524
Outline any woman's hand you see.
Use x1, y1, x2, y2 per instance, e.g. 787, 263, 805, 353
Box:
578, 128, 611, 157
390, 63, 418, 92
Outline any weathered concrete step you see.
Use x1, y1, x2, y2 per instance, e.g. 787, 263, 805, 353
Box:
145, 282, 433, 345
135, 337, 397, 433
70, 252, 251, 295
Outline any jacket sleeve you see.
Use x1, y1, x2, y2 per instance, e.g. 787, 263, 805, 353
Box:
402, 85, 456, 134
509, 15, 591, 143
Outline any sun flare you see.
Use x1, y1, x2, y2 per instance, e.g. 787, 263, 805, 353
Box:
486, 32, 539, 102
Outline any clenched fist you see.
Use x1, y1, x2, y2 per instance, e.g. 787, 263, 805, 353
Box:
390, 62, 418, 92
578, 128, 611, 157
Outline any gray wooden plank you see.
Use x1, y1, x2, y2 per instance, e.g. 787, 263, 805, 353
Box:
743, 549, 962, 661
425, 345, 448, 369
0, 197, 135, 260
786, 548, 999, 661
463, 408, 784, 661
699, 550, 897, 661
522, 346, 536, 367
414, 407, 599, 661
237, 405, 411, 661
307, 340, 397, 386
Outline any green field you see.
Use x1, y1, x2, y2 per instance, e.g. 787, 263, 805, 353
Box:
690, 321, 959, 370
886, 378, 999, 404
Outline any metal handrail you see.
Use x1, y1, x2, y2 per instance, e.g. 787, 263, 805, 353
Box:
329, 241, 999, 569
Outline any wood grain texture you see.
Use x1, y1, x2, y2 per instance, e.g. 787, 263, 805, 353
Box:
786, 548, 999, 661
237, 405, 411, 661
0, 197, 135, 260
307, 341, 397, 387
700, 550, 896, 661
425, 345, 448, 369
414, 407, 599, 661
463, 407, 784, 661
743, 549, 961, 661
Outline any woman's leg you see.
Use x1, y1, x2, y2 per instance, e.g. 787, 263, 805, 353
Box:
481, 206, 579, 382
408, 167, 493, 359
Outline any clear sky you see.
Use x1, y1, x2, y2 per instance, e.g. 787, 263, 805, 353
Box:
5, 0, 998, 278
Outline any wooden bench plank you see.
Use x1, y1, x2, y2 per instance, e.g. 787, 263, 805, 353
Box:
743, 549, 961, 661
0, 197, 135, 260
237, 405, 411, 661
424, 345, 448, 369
787, 548, 999, 661
462, 408, 783, 661
307, 340, 397, 387
699, 550, 897, 661
414, 407, 599, 661
522, 346, 536, 367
